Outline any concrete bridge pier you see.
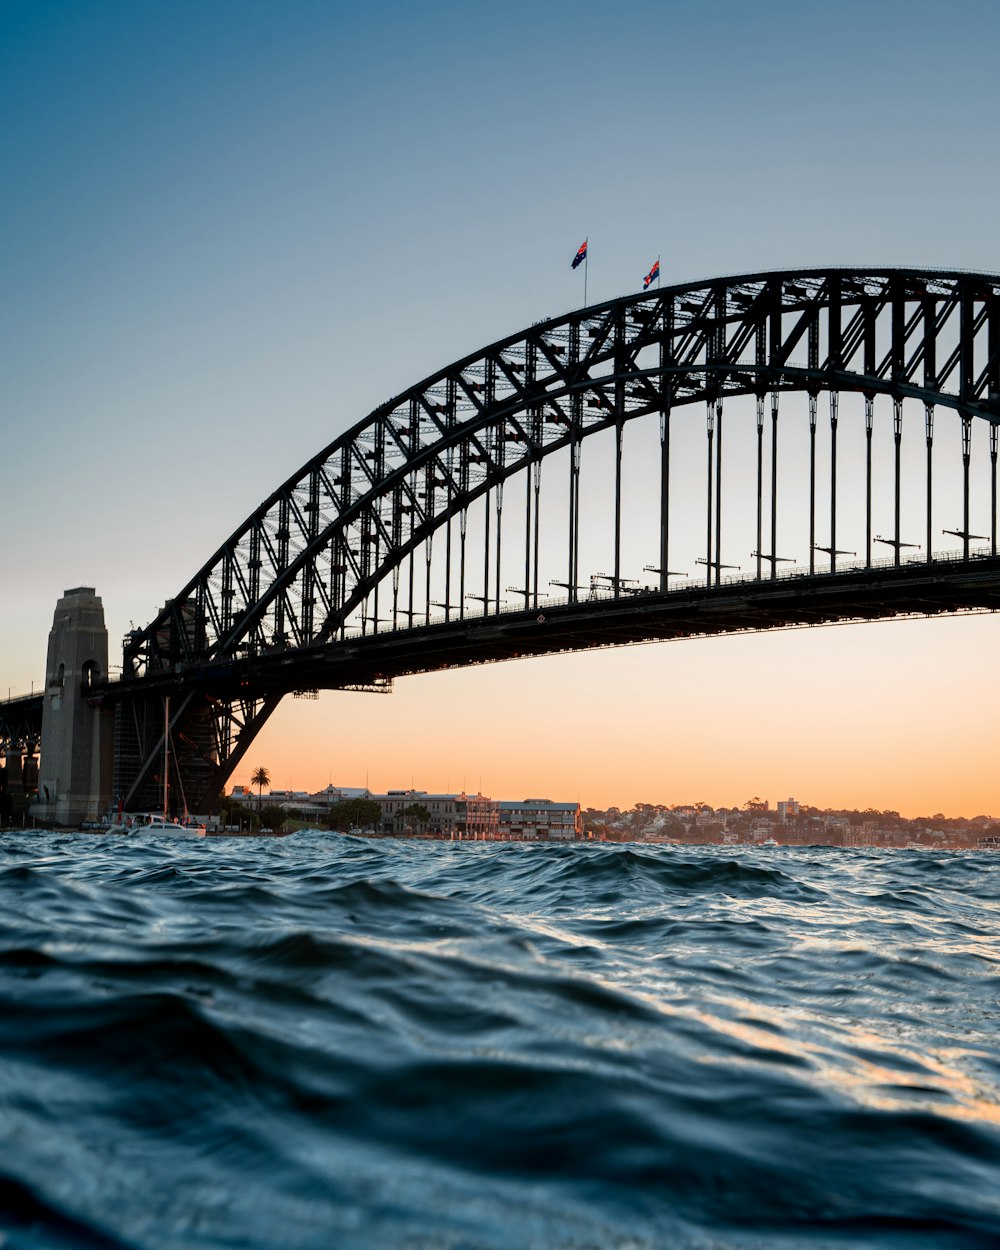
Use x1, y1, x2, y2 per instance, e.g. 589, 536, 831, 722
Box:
0, 748, 19, 827
32, 587, 114, 826
2, 747, 22, 788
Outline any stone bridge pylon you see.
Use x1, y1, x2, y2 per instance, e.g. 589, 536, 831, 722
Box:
32, 587, 114, 826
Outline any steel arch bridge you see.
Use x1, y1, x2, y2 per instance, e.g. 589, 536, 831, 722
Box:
99, 266, 1000, 811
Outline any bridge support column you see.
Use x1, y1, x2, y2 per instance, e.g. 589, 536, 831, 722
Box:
0, 748, 21, 827
32, 587, 114, 827
3, 746, 23, 794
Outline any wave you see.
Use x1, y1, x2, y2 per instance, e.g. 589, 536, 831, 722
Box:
0, 832, 997, 1248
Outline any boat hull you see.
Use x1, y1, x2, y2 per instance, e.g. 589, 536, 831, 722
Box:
109, 816, 207, 837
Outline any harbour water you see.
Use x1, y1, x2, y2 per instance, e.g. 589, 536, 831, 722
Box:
0, 831, 998, 1249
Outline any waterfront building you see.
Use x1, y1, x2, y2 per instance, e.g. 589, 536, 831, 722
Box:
313, 784, 373, 807
498, 798, 582, 841
229, 782, 581, 841
256, 789, 320, 813
462, 792, 500, 839
263, 789, 313, 807
228, 785, 326, 819
374, 790, 499, 838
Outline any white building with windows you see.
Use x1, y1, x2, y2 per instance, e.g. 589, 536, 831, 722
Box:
498, 798, 581, 840
374, 790, 499, 838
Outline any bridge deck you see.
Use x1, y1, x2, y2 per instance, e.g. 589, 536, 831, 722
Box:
101, 554, 1000, 701
0, 694, 44, 752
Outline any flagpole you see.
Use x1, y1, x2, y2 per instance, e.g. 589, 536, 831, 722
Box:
657, 254, 661, 290
572, 238, 588, 307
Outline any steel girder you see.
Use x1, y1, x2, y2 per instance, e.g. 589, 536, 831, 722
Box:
227, 552, 1000, 685
0, 696, 43, 755
106, 268, 1000, 809
112, 688, 281, 815
122, 267, 1000, 683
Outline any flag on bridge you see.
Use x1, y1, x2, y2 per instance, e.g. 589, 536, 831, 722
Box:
571, 239, 588, 269
643, 258, 660, 289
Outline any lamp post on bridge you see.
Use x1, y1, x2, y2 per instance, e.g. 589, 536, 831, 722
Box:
549, 580, 587, 602
643, 566, 688, 590
750, 551, 793, 578
589, 573, 638, 598
942, 528, 987, 562
430, 601, 464, 621
874, 536, 919, 567
506, 587, 549, 611
695, 558, 739, 581
811, 544, 856, 573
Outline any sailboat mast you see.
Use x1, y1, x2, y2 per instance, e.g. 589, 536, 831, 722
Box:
163, 695, 170, 819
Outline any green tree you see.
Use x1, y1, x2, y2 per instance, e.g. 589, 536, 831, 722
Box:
261, 803, 289, 834
401, 802, 432, 832
219, 797, 258, 832
250, 766, 271, 816
326, 797, 381, 832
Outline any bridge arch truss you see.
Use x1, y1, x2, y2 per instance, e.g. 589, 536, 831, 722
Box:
113, 267, 1000, 809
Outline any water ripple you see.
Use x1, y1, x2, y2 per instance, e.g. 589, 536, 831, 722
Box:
0, 831, 997, 1249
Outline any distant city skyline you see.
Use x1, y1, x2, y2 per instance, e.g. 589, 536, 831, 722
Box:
231, 740, 998, 823
226, 778, 997, 849
239, 774, 998, 823
3, 1, 1000, 821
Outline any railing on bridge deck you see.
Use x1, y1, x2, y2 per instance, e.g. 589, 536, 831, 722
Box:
282, 543, 999, 641
91, 542, 997, 686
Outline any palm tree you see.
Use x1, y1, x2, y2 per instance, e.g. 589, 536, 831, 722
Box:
250, 766, 270, 818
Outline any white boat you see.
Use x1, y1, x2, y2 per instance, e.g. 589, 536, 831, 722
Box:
130, 813, 207, 838
104, 812, 206, 837
113, 695, 207, 837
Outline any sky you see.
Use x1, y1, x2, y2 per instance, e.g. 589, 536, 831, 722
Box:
3, 0, 1000, 818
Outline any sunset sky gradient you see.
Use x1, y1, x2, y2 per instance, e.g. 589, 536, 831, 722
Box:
3, 0, 1000, 817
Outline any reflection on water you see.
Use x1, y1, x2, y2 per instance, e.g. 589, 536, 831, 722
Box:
0, 833, 998, 1249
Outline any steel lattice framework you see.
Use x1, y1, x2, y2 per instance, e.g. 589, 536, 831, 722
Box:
0, 696, 43, 757
107, 267, 1000, 811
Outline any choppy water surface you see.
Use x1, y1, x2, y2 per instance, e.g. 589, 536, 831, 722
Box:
0, 832, 998, 1250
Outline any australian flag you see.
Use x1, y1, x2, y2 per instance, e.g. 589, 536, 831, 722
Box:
571, 239, 588, 269
643, 259, 660, 289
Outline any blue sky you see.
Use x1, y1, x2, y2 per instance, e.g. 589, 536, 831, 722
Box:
4, 1, 1000, 811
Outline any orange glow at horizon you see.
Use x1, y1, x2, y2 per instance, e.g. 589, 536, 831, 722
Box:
233, 612, 1000, 820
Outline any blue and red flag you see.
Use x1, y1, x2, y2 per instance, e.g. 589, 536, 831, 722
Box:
643, 259, 660, 289
571, 239, 588, 269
